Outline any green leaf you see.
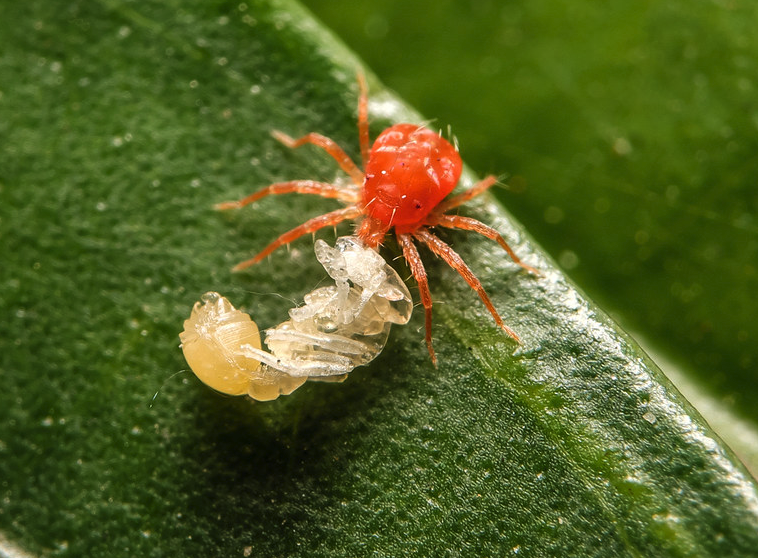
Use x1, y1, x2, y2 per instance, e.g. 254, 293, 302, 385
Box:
1, 1, 757, 556
300, 0, 758, 473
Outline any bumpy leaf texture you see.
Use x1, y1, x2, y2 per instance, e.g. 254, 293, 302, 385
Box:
0, 1, 756, 556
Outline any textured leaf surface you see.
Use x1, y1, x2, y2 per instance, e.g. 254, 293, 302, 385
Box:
1, 1, 757, 556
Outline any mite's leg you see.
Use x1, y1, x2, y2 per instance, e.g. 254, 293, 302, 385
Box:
357, 72, 370, 167
434, 175, 498, 213
398, 233, 437, 366
215, 180, 360, 210
429, 214, 539, 275
413, 228, 520, 343
271, 130, 364, 185
233, 205, 362, 271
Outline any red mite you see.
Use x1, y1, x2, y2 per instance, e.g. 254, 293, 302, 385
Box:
217, 74, 538, 364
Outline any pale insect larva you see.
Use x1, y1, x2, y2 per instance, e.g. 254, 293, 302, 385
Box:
180, 236, 412, 401
179, 292, 307, 401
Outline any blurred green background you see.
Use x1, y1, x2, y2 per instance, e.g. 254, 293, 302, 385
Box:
301, 0, 758, 460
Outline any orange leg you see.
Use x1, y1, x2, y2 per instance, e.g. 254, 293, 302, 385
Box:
397, 233, 437, 366
413, 228, 520, 343
357, 72, 370, 167
233, 205, 362, 271
270, 130, 364, 185
429, 214, 539, 275
215, 180, 360, 210
434, 175, 498, 213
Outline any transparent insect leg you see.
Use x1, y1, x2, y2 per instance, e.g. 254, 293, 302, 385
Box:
429, 213, 539, 275
240, 336, 357, 379
413, 228, 520, 343
397, 232, 437, 365
254, 325, 380, 378
232, 205, 362, 271
215, 180, 360, 211
270, 130, 364, 184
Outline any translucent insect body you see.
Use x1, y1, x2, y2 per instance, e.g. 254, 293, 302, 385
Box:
180, 236, 412, 401
216, 74, 537, 363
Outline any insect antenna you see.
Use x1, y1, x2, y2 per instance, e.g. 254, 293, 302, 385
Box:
150, 369, 192, 408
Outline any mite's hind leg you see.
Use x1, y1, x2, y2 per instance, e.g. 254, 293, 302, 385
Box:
413, 228, 520, 343
434, 175, 499, 213
271, 130, 364, 185
215, 180, 360, 210
233, 205, 362, 271
398, 233, 437, 366
429, 214, 539, 276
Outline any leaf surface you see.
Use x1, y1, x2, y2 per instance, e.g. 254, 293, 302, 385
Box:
1, 1, 757, 556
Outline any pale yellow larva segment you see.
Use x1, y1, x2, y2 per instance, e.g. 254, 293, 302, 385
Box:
180, 292, 262, 396
246, 371, 306, 401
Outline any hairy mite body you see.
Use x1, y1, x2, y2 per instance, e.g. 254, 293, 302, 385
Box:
362, 123, 461, 230
217, 74, 538, 363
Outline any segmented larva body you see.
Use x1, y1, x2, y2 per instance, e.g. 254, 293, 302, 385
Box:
180, 292, 307, 401
180, 236, 412, 401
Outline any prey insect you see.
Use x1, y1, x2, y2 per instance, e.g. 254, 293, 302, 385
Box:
217, 74, 538, 363
180, 236, 412, 401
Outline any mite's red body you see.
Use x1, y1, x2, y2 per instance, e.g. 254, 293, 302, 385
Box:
217, 75, 537, 363
363, 124, 461, 230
